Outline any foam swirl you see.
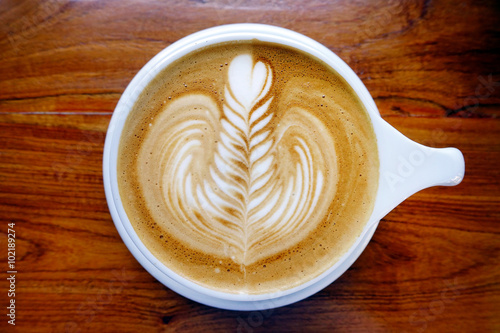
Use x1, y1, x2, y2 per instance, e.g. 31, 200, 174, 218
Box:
139, 54, 338, 265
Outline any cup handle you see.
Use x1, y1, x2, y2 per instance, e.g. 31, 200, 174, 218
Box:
370, 118, 465, 222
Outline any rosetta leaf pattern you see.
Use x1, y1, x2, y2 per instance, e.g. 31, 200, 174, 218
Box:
152, 54, 327, 265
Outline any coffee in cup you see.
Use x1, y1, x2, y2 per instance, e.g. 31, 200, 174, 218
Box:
117, 40, 379, 294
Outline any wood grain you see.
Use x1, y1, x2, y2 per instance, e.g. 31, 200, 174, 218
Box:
0, 0, 499, 332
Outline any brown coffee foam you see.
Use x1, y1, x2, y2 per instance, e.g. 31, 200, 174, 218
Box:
118, 41, 379, 294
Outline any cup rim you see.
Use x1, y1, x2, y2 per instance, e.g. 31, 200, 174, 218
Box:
103, 23, 383, 305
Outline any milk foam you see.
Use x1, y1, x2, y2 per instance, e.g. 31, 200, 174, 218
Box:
139, 54, 337, 265
118, 41, 379, 294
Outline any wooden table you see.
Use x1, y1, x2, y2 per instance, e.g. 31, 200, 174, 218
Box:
1, 0, 499, 332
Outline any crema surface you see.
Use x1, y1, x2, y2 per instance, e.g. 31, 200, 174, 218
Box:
118, 41, 379, 294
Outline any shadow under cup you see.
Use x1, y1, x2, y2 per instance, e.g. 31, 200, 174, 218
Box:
103, 24, 464, 310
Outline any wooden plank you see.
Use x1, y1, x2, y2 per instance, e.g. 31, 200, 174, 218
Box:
1, 0, 499, 116
0, 113, 497, 332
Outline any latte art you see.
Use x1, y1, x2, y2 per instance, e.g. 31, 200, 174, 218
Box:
139, 54, 337, 266
118, 41, 379, 294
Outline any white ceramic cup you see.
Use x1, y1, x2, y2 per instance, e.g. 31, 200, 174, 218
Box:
103, 23, 465, 311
